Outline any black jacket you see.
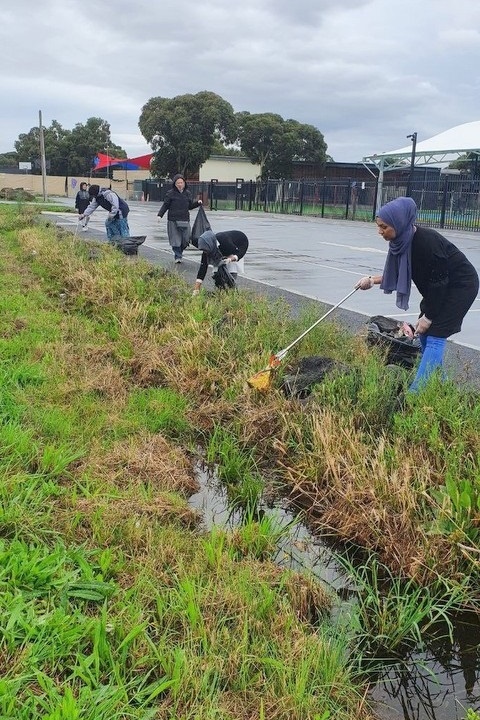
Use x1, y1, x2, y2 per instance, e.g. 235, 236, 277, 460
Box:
412, 226, 479, 337
75, 189, 90, 214
157, 180, 200, 222
196, 230, 249, 281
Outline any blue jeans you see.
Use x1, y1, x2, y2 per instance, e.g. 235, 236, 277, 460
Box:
105, 217, 130, 241
409, 335, 446, 392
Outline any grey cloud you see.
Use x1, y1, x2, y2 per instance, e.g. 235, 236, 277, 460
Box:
1, 0, 480, 162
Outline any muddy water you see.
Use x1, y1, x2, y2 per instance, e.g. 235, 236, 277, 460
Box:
188, 464, 480, 720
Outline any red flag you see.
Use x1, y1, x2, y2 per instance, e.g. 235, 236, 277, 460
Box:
127, 153, 154, 169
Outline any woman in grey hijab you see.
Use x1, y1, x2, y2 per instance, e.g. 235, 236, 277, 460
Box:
357, 196, 478, 391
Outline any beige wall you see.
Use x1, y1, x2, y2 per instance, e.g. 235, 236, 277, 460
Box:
199, 156, 260, 182
0, 157, 260, 200
0, 169, 149, 200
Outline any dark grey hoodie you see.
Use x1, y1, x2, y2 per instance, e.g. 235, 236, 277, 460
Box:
157, 174, 200, 221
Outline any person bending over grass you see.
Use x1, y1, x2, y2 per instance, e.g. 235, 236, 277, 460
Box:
192, 229, 249, 294
79, 185, 130, 242
356, 196, 478, 391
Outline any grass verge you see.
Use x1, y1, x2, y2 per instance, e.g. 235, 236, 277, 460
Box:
0, 204, 376, 719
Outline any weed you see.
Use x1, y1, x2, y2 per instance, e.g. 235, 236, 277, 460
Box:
336, 554, 466, 656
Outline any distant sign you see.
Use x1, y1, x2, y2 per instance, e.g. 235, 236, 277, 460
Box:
18, 162, 32, 170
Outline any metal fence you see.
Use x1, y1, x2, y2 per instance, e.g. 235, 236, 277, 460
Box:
141, 175, 480, 232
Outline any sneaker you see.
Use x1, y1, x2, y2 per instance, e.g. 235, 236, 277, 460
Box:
175, 258, 182, 264
81, 226, 88, 232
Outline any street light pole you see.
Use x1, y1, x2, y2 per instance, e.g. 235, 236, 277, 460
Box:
406, 131, 417, 198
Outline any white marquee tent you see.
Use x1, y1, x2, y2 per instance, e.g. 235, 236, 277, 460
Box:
363, 121, 480, 211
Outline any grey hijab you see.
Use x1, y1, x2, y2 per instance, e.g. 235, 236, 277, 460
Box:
378, 196, 417, 310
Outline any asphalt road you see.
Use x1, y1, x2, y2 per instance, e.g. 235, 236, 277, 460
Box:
49, 201, 480, 388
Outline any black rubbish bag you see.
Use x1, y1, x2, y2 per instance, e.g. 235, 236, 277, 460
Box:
281, 356, 350, 399
111, 235, 146, 256
212, 263, 236, 290
366, 315, 421, 368
191, 205, 211, 243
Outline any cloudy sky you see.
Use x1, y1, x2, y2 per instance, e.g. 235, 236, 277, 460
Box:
1, 0, 480, 163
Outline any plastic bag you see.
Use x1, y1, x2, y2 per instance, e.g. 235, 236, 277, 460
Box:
366, 315, 421, 368
212, 263, 236, 290
111, 235, 146, 256
191, 205, 211, 243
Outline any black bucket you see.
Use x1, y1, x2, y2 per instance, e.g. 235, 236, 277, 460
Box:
366, 315, 421, 368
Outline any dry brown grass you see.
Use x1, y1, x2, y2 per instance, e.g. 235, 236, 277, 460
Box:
260, 408, 446, 579
79, 433, 197, 495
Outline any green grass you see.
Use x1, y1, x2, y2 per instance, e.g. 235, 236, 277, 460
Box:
1, 203, 479, 718
0, 203, 377, 719
336, 554, 466, 657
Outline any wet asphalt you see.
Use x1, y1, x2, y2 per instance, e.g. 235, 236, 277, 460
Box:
48, 201, 480, 389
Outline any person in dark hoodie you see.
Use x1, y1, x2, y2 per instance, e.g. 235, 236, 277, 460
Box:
74, 182, 90, 231
157, 174, 202, 263
192, 229, 249, 294
79, 185, 130, 242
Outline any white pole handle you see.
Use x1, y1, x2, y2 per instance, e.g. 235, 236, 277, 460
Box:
275, 287, 358, 361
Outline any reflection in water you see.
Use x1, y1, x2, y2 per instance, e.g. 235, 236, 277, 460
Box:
371, 615, 480, 720
188, 463, 480, 720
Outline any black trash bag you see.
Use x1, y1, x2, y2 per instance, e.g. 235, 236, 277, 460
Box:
212, 263, 236, 290
111, 235, 146, 256
191, 205, 211, 243
281, 356, 349, 399
366, 315, 421, 368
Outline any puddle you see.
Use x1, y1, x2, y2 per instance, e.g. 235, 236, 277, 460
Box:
370, 615, 480, 719
188, 462, 480, 720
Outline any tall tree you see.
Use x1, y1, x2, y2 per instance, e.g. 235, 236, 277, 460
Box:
15, 120, 69, 175
236, 112, 327, 179
67, 118, 125, 176
14, 118, 125, 176
138, 91, 236, 177
448, 152, 480, 177
0, 151, 19, 168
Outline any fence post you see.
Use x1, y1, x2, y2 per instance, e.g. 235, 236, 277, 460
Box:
299, 180, 304, 215
210, 178, 218, 210
440, 179, 448, 229
235, 178, 244, 210
248, 180, 253, 211
321, 176, 326, 218
372, 179, 379, 221
345, 179, 351, 219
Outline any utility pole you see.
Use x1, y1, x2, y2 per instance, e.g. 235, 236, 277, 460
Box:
406, 131, 417, 198
39, 110, 47, 201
